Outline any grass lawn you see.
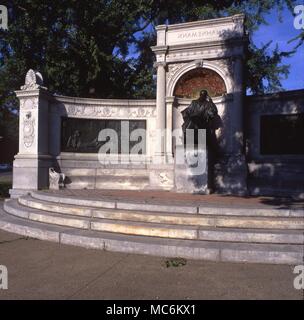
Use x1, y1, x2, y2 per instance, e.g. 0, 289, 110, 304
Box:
0, 172, 12, 199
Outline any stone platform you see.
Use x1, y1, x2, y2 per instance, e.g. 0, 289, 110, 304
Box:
1, 190, 304, 265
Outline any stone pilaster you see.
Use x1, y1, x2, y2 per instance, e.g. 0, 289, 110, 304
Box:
10, 70, 52, 197
148, 62, 174, 189
165, 96, 175, 163
154, 61, 167, 159
214, 56, 247, 195
231, 55, 245, 154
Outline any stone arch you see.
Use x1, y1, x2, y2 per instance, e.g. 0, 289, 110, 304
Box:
167, 61, 232, 97
174, 68, 227, 99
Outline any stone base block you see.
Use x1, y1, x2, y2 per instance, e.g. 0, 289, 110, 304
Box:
9, 189, 32, 199
174, 147, 209, 194
148, 163, 175, 190
214, 154, 247, 196
11, 154, 53, 191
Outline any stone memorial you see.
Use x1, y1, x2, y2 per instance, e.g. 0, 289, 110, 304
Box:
2, 13, 304, 265
8, 14, 304, 198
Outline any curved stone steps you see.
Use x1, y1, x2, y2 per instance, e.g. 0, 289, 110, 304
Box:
19, 196, 94, 217
17, 195, 304, 230
31, 191, 197, 214
4, 199, 304, 244
31, 191, 304, 217
0, 207, 302, 265
5, 199, 91, 229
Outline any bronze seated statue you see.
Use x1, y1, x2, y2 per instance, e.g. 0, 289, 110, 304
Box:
181, 89, 219, 152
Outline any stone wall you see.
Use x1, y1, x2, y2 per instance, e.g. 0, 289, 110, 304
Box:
11, 70, 162, 196
245, 89, 304, 198
10, 70, 304, 198
48, 95, 157, 190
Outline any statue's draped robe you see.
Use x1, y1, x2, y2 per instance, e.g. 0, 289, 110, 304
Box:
181, 98, 218, 148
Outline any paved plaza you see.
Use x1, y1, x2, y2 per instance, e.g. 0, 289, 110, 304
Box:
0, 227, 302, 300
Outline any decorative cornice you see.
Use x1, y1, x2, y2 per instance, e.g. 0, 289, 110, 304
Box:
51, 95, 156, 107
165, 14, 245, 31
153, 61, 167, 69
155, 25, 168, 31
246, 89, 304, 103
165, 96, 176, 103
150, 45, 168, 53
55, 104, 157, 119
15, 87, 52, 100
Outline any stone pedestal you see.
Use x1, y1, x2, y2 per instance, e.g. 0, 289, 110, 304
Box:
214, 154, 247, 196
10, 70, 52, 197
174, 145, 210, 194
148, 163, 174, 190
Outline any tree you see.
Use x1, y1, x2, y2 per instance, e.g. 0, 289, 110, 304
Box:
0, 0, 302, 115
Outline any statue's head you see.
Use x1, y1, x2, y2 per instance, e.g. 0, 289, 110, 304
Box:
74, 130, 80, 137
198, 89, 208, 102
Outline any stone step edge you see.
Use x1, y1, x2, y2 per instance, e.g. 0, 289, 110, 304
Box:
31, 191, 304, 217
18, 195, 205, 218
4, 200, 304, 244
8, 199, 304, 232
18, 196, 304, 230
0, 208, 302, 265
10, 199, 304, 236
30, 191, 197, 214
7, 199, 304, 234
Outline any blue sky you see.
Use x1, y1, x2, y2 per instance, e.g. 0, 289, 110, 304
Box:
128, 5, 303, 92
252, 5, 304, 91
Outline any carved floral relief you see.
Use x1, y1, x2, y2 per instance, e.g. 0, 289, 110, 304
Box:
23, 112, 35, 148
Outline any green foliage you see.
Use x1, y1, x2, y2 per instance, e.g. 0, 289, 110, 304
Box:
0, 0, 302, 126
164, 257, 187, 268
288, 31, 304, 50
0, 181, 11, 199
246, 42, 293, 94
1, 0, 154, 99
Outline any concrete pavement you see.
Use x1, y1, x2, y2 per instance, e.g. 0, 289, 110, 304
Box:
0, 228, 302, 300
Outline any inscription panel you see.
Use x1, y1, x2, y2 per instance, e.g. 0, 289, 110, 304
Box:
167, 24, 241, 45
61, 118, 146, 154
260, 114, 304, 155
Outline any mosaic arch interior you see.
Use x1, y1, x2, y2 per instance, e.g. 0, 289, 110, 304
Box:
173, 67, 227, 99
